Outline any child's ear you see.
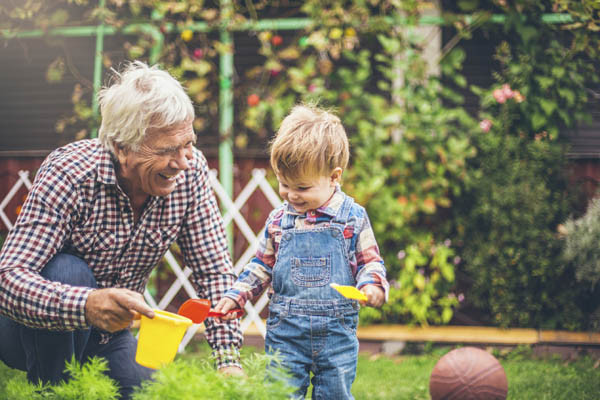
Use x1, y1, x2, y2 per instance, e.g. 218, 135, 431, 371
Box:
330, 167, 343, 184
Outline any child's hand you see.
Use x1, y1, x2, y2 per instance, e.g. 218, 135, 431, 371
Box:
214, 298, 241, 321
359, 284, 385, 308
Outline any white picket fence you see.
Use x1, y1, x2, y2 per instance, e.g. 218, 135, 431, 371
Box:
0, 168, 280, 351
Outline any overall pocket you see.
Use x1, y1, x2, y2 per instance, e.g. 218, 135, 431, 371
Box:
291, 255, 331, 287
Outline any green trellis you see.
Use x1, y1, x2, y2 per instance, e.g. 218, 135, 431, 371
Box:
1, 1, 572, 252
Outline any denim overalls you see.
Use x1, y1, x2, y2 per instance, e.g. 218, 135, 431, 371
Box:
265, 195, 359, 400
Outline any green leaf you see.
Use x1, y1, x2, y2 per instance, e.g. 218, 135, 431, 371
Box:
536, 76, 555, 90
532, 112, 547, 130
539, 98, 556, 116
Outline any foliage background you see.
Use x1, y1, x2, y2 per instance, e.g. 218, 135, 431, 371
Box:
1, 0, 600, 329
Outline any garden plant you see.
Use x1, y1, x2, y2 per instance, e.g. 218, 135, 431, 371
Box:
1, 343, 599, 399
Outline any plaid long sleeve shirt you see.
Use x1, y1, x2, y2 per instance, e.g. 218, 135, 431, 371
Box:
224, 187, 389, 307
0, 139, 242, 368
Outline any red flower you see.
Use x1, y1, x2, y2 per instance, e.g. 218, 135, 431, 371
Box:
271, 35, 283, 46
247, 94, 260, 107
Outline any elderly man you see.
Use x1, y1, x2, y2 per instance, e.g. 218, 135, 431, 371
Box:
0, 61, 243, 398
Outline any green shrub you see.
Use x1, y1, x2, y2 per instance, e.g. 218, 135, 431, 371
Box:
454, 130, 583, 329
0, 357, 119, 400
563, 198, 600, 290
561, 198, 600, 330
0, 352, 294, 400
132, 353, 294, 400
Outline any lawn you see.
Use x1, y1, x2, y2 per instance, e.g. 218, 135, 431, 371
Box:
1, 343, 599, 399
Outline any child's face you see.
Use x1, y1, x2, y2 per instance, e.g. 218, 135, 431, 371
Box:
277, 168, 342, 214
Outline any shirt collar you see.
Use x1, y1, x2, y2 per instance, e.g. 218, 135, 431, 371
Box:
97, 144, 118, 185
285, 185, 344, 218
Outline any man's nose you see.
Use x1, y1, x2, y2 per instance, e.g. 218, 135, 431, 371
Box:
170, 148, 191, 170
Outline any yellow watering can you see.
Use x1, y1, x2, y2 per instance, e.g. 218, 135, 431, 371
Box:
135, 309, 193, 369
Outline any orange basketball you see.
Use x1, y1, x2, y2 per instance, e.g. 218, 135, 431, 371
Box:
429, 347, 508, 400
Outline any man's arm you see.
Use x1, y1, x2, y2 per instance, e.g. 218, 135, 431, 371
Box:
176, 150, 243, 370
0, 162, 91, 330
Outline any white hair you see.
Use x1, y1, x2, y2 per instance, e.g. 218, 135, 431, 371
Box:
97, 60, 195, 154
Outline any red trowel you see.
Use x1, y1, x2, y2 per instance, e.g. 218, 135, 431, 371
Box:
177, 299, 244, 324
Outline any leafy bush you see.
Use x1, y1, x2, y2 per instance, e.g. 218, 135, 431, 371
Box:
454, 127, 583, 329
563, 198, 600, 289
132, 353, 294, 400
0, 352, 294, 400
0, 357, 119, 400
450, 1, 600, 329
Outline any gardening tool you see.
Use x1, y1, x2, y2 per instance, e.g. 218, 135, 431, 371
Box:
177, 298, 244, 324
330, 283, 368, 301
136, 309, 193, 369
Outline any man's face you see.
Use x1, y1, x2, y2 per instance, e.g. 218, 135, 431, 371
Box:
114, 120, 196, 199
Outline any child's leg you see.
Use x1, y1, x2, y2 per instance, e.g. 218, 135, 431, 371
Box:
265, 313, 313, 398
311, 313, 359, 400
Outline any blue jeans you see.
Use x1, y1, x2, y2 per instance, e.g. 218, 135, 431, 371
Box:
265, 298, 359, 400
0, 253, 153, 399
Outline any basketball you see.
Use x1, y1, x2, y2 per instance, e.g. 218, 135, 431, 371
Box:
429, 346, 508, 400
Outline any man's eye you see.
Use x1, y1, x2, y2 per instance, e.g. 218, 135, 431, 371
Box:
157, 148, 176, 156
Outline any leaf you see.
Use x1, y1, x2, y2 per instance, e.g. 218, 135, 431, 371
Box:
535, 76, 554, 90
278, 47, 300, 60
539, 98, 556, 116
181, 58, 212, 76
531, 112, 547, 130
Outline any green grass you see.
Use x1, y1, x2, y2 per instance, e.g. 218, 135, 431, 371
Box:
1, 343, 599, 399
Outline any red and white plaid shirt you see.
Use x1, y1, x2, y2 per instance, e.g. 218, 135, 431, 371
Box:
0, 139, 242, 368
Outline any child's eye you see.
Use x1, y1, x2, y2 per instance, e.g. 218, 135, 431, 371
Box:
298, 186, 310, 191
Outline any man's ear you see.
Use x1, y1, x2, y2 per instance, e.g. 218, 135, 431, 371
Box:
112, 141, 129, 166
330, 167, 343, 184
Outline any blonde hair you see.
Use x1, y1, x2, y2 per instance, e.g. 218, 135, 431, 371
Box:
98, 60, 195, 154
270, 104, 349, 180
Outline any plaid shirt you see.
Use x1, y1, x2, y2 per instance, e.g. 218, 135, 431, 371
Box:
225, 187, 389, 306
0, 139, 242, 368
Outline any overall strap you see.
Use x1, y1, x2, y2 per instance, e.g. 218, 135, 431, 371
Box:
331, 195, 354, 228
281, 206, 296, 230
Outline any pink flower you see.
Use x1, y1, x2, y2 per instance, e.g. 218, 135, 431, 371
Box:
513, 91, 525, 103
458, 293, 465, 302
479, 119, 492, 132
308, 83, 317, 92
193, 48, 204, 59
397, 250, 406, 260
501, 83, 514, 99
493, 89, 506, 104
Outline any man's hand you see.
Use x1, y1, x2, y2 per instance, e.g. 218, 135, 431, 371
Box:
85, 288, 154, 332
359, 284, 385, 308
219, 366, 245, 377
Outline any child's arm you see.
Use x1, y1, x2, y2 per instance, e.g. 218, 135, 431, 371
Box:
360, 284, 385, 308
353, 210, 389, 308
214, 297, 240, 320
217, 209, 282, 311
